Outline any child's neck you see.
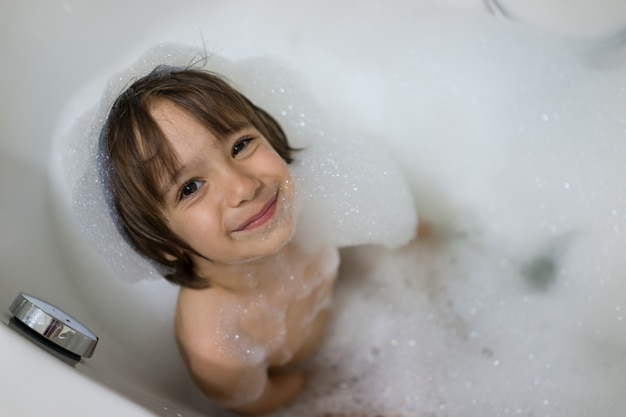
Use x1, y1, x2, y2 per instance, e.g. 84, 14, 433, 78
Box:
194, 242, 298, 293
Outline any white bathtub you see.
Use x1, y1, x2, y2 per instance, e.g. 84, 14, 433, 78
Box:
3, 1, 626, 416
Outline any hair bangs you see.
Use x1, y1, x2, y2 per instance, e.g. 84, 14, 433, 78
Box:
156, 79, 258, 142
126, 103, 182, 205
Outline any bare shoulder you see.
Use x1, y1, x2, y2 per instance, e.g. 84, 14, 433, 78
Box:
174, 287, 267, 404
175, 286, 238, 363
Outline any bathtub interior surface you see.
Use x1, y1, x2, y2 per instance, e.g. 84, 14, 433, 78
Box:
3, 1, 626, 416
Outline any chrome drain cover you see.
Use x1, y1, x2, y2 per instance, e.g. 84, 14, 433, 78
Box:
9, 292, 98, 358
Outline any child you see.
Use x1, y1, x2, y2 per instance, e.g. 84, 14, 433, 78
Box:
101, 65, 340, 414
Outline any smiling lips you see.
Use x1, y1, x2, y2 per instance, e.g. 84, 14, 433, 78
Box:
234, 193, 278, 232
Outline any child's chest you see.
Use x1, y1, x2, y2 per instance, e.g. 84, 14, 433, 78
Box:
227, 246, 340, 366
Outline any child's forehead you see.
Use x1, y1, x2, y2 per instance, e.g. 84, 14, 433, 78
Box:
149, 100, 201, 133
147, 98, 251, 140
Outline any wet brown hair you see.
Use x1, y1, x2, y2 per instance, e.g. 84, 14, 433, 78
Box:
101, 66, 294, 288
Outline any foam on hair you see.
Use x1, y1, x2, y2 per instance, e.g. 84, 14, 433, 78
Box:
55, 42, 416, 283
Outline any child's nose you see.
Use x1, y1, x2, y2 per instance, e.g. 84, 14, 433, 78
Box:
224, 169, 260, 207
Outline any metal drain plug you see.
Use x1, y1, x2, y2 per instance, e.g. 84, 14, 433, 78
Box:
9, 292, 98, 365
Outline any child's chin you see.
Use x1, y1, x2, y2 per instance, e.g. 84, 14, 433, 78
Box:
259, 223, 295, 255
259, 223, 294, 253
227, 224, 295, 265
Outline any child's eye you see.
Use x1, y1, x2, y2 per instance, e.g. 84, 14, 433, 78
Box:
232, 137, 254, 157
179, 180, 204, 201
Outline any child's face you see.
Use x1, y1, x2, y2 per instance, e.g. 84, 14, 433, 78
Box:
151, 100, 295, 268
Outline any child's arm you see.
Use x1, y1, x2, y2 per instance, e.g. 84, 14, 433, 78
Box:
186, 352, 303, 415
230, 370, 304, 415
176, 291, 304, 414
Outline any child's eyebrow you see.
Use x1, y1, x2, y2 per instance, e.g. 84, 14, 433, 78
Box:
160, 164, 192, 200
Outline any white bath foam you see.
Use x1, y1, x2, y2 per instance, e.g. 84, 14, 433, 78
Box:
278, 231, 625, 416
264, 8, 626, 417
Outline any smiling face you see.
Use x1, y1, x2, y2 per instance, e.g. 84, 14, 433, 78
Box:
151, 100, 295, 274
